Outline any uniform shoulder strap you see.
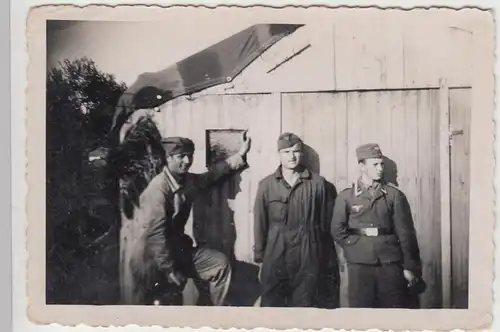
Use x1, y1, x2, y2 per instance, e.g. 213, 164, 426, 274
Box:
385, 181, 402, 192
339, 183, 356, 198
341, 183, 353, 191
385, 181, 398, 189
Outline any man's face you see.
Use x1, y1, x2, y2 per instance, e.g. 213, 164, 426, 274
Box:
279, 143, 303, 170
360, 158, 384, 181
166, 152, 193, 176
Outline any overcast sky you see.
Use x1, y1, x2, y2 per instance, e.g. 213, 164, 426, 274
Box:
46, 20, 255, 86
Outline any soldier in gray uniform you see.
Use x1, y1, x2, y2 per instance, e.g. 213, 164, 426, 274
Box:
331, 143, 423, 308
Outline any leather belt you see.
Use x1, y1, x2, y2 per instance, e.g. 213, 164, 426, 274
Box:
348, 227, 393, 237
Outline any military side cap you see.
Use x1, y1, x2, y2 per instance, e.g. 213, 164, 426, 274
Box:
277, 132, 303, 151
356, 143, 383, 161
161, 137, 195, 156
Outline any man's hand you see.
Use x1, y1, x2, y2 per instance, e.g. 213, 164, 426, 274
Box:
167, 270, 187, 289
238, 131, 251, 157
403, 269, 416, 287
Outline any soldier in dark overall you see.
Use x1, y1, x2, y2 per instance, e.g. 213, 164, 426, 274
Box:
123, 133, 251, 305
331, 143, 423, 308
253, 133, 339, 308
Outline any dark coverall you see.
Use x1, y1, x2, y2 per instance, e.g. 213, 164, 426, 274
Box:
253, 167, 339, 307
120, 154, 246, 305
331, 179, 422, 308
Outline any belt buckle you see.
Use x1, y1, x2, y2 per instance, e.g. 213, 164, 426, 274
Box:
365, 227, 379, 236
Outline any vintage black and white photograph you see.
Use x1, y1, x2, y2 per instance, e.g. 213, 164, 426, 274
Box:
26, 5, 494, 330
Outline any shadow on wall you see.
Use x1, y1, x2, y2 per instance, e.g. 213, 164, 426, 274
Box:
301, 144, 341, 308
382, 155, 421, 309
383, 156, 399, 186
191, 170, 261, 306
301, 144, 320, 174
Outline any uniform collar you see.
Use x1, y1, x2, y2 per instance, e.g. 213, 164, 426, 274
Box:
354, 178, 387, 197
163, 166, 182, 193
274, 166, 311, 180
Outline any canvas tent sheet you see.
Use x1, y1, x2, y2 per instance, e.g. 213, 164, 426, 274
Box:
111, 24, 303, 134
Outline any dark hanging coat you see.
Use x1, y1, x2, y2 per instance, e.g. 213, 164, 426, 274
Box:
253, 167, 339, 307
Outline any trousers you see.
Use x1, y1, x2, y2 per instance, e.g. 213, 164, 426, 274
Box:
260, 245, 320, 308
347, 262, 411, 308
148, 245, 232, 306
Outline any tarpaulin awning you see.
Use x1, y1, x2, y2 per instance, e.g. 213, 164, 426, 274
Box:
110, 23, 303, 134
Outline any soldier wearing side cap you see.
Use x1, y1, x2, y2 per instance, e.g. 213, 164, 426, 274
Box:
331, 143, 423, 308
253, 133, 339, 308
127, 133, 251, 306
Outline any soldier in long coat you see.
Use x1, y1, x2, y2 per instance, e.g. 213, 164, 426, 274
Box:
253, 133, 338, 307
331, 143, 423, 308
120, 133, 251, 305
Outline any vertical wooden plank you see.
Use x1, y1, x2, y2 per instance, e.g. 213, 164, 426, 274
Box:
333, 92, 349, 191
449, 87, 471, 309
331, 92, 349, 308
430, 89, 443, 308
389, 91, 407, 188
402, 90, 419, 225
291, 93, 337, 178
374, 91, 393, 158
301, 93, 322, 175
346, 91, 363, 183
399, 90, 428, 307
416, 89, 441, 308
439, 79, 452, 309
281, 93, 306, 139
358, 92, 373, 144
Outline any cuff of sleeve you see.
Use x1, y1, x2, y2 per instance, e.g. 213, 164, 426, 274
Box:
253, 249, 264, 263
227, 153, 247, 170
162, 267, 174, 279
403, 260, 422, 274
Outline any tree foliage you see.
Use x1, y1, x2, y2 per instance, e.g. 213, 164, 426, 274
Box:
47, 57, 127, 148
46, 56, 126, 205
46, 58, 127, 304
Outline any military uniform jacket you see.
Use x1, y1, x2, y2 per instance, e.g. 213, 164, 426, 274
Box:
331, 180, 422, 274
120, 154, 246, 304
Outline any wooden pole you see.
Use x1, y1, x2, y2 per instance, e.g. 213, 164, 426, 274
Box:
439, 78, 452, 308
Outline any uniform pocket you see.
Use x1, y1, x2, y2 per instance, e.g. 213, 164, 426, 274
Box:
268, 198, 288, 222
377, 235, 404, 263
384, 234, 402, 248
342, 234, 360, 246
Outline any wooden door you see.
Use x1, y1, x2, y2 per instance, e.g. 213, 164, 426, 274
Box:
281, 90, 443, 308
449, 88, 471, 309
